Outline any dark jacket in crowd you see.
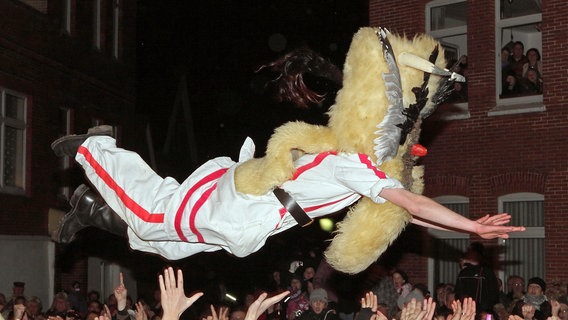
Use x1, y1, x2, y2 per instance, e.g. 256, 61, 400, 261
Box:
454, 263, 500, 313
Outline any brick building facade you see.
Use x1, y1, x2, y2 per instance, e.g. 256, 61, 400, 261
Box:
0, 0, 136, 304
369, 0, 567, 289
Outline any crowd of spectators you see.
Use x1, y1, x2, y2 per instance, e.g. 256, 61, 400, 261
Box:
0, 248, 566, 320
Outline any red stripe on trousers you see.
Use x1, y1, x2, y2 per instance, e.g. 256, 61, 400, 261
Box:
78, 146, 164, 223
174, 168, 228, 242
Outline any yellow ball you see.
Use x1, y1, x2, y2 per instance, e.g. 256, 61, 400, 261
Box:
319, 218, 334, 232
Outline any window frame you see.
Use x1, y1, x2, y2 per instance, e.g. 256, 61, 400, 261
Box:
497, 192, 545, 283
425, 0, 470, 120
491, 0, 544, 116
0, 88, 28, 194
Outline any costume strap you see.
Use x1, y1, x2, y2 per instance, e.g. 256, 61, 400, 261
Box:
273, 187, 313, 227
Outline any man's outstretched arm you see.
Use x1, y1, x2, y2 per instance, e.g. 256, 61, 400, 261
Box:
379, 188, 525, 238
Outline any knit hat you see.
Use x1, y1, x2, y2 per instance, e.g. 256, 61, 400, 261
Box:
13, 282, 25, 287
310, 288, 328, 303
528, 277, 546, 292
397, 289, 425, 310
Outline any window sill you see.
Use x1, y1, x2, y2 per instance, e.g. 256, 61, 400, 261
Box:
489, 100, 546, 116
431, 102, 470, 120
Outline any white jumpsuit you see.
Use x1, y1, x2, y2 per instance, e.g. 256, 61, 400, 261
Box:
75, 136, 403, 260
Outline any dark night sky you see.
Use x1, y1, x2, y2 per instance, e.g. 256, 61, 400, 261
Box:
125, 0, 372, 306
136, 0, 368, 168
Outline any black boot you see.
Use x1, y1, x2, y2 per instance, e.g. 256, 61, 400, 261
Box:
52, 184, 128, 243
51, 125, 113, 157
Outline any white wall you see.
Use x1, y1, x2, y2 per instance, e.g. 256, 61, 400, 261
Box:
0, 236, 55, 310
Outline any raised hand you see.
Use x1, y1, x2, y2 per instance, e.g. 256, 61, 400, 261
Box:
135, 302, 148, 320
244, 291, 289, 320
360, 291, 378, 312
114, 272, 127, 312
160, 267, 203, 320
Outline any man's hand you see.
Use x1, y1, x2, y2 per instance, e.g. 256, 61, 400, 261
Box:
244, 291, 289, 320
475, 214, 525, 239
114, 272, 128, 311
135, 302, 148, 320
360, 291, 378, 312
160, 267, 203, 320
14, 304, 26, 320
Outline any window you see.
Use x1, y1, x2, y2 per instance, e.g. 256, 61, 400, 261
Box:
428, 195, 470, 289
497, 193, 545, 282
426, 0, 469, 120
112, 0, 120, 59
494, 0, 543, 114
62, 0, 71, 34
1, 88, 27, 193
93, 0, 102, 50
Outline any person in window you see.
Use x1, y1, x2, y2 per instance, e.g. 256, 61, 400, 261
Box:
501, 47, 511, 71
508, 41, 529, 79
522, 48, 542, 78
502, 70, 522, 97
519, 68, 542, 95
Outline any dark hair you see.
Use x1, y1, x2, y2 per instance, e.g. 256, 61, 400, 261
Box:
391, 269, 409, 283
526, 48, 541, 60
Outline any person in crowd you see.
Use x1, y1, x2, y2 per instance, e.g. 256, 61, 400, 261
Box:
397, 289, 424, 312
301, 267, 316, 296
434, 284, 454, 315
371, 275, 398, 319
67, 282, 88, 318
511, 277, 551, 320
45, 292, 70, 318
556, 297, 568, 320
50, 127, 524, 261
2, 282, 26, 318
229, 307, 246, 320
113, 272, 136, 320
298, 289, 338, 320
87, 291, 100, 303
87, 300, 102, 316
522, 49, 542, 78
106, 294, 119, 318
24, 297, 43, 320
286, 276, 310, 320
504, 276, 526, 311
508, 41, 529, 79
392, 270, 412, 298
520, 68, 542, 95
454, 243, 499, 314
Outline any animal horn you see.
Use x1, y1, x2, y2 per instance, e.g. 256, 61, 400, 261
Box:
398, 52, 465, 82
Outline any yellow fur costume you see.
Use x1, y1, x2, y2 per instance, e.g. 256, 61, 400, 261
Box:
234, 27, 450, 274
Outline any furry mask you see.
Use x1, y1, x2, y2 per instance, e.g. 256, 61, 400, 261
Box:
234, 27, 461, 273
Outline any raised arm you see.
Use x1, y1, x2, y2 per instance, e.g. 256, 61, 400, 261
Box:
160, 267, 203, 320
379, 188, 525, 238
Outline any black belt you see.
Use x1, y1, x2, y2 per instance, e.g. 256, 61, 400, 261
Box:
273, 187, 313, 227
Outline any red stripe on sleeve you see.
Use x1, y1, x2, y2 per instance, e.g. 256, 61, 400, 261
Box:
292, 151, 337, 180
78, 146, 164, 223
358, 154, 387, 179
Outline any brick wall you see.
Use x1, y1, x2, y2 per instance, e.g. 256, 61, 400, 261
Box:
369, 0, 568, 285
